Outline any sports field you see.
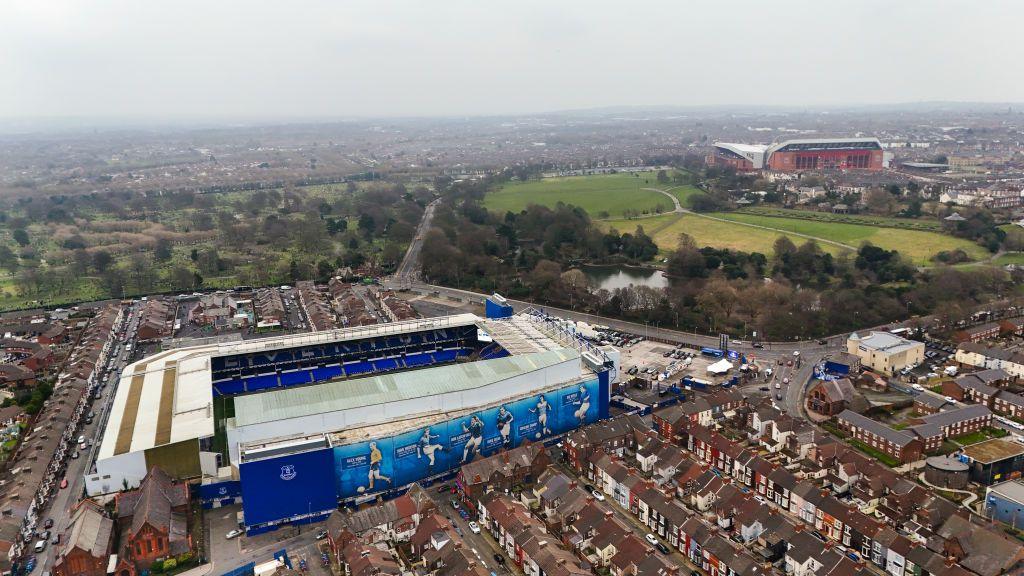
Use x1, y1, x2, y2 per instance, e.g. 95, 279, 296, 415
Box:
602, 210, 986, 264
712, 212, 988, 264
484, 173, 674, 218
601, 213, 848, 257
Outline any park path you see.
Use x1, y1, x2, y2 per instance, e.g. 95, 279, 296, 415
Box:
639, 186, 859, 252
918, 472, 980, 511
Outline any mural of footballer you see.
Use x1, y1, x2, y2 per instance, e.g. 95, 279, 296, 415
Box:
366, 441, 391, 490
416, 427, 445, 467
460, 415, 485, 463
529, 394, 552, 437
496, 405, 514, 446
572, 384, 591, 425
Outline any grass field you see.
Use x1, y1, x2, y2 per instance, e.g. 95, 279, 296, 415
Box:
484, 173, 674, 219
712, 212, 988, 264
737, 206, 943, 231
667, 185, 702, 208
602, 213, 849, 257
994, 252, 1024, 266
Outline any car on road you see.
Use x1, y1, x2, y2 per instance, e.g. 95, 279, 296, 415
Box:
944, 396, 957, 404
493, 554, 506, 565
39, 531, 50, 542
51, 534, 60, 546
817, 339, 828, 345
34, 540, 46, 553
468, 521, 481, 534
584, 484, 595, 493
752, 343, 763, 349
315, 528, 328, 540
60, 478, 68, 489
591, 489, 605, 501
225, 529, 243, 539
759, 387, 769, 392
450, 498, 460, 509
71, 451, 79, 459
43, 519, 53, 529
787, 360, 793, 367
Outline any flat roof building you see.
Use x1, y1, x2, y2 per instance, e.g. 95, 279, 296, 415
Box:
847, 331, 925, 376
962, 439, 1024, 485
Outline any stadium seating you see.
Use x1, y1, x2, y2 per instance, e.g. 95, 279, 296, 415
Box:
279, 370, 312, 387
244, 374, 280, 392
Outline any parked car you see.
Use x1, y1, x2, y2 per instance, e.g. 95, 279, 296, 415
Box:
436, 484, 449, 493
591, 490, 605, 502
493, 554, 506, 565
43, 519, 53, 529
655, 542, 671, 554
225, 529, 243, 539
450, 498, 460, 509
315, 529, 328, 540
468, 521, 481, 534
584, 484, 595, 493
60, 478, 68, 489
645, 533, 659, 546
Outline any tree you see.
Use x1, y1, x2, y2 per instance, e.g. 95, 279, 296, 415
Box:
0, 245, 17, 271
168, 266, 195, 291
863, 187, 895, 215
12, 229, 29, 247
154, 238, 173, 262
92, 250, 113, 273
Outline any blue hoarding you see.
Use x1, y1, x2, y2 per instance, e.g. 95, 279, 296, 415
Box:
332, 377, 607, 499
240, 446, 337, 529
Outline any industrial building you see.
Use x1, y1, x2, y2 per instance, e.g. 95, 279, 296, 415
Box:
961, 439, 1024, 485
710, 137, 885, 172
88, 304, 616, 534
986, 480, 1024, 527
846, 331, 925, 375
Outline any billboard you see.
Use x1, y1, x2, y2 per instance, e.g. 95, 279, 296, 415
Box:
333, 376, 607, 499
239, 446, 337, 529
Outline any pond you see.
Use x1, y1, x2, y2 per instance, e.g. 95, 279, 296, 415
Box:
582, 264, 669, 292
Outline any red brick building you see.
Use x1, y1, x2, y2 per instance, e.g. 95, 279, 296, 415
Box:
114, 467, 191, 571
53, 500, 114, 576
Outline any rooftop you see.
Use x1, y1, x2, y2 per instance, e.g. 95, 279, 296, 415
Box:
232, 347, 580, 428
988, 479, 1024, 505
849, 331, 922, 354
962, 438, 1024, 464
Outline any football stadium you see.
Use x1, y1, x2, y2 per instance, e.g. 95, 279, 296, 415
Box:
87, 298, 617, 533
710, 137, 885, 171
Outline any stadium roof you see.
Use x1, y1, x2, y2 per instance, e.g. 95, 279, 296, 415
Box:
232, 347, 580, 427
766, 137, 882, 155
714, 142, 768, 155
98, 313, 483, 461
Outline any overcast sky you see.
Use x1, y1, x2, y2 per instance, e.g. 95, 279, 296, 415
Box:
3, 0, 1022, 120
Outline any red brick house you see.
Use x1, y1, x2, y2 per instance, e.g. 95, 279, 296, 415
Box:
53, 500, 114, 576
457, 443, 550, 507
114, 467, 190, 571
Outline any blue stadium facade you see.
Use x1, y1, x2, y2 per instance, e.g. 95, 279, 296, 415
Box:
199, 313, 611, 534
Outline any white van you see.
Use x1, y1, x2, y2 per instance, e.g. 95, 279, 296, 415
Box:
34, 540, 46, 553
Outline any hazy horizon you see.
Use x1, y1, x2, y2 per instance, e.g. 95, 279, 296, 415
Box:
4, 0, 1024, 121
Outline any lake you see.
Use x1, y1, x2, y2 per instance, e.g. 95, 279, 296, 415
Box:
583, 264, 669, 292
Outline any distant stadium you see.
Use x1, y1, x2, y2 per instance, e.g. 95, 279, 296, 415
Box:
89, 297, 617, 534
710, 137, 885, 171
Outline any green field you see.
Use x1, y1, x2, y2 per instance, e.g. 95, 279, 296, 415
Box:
484, 173, 674, 219
994, 252, 1024, 266
711, 212, 988, 264
601, 210, 987, 264
736, 206, 943, 231
667, 185, 702, 208
602, 213, 848, 257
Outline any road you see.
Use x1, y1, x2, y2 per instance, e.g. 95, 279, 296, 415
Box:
394, 197, 441, 284
35, 304, 139, 574
421, 486, 513, 575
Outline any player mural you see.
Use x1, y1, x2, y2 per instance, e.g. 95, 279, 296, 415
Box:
332, 376, 607, 499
